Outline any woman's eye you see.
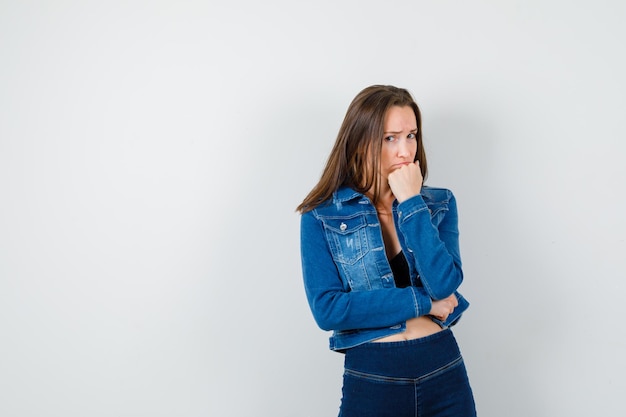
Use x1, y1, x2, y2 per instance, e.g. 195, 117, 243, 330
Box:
384, 136, 395, 142
407, 133, 416, 140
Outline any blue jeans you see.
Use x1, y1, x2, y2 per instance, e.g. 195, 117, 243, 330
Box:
339, 329, 476, 417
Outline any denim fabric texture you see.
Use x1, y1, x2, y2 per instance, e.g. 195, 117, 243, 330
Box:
300, 186, 469, 351
339, 329, 476, 417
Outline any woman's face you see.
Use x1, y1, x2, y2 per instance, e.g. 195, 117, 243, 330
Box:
379, 105, 418, 182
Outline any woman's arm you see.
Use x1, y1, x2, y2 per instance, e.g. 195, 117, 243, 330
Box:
300, 211, 433, 332
397, 190, 464, 300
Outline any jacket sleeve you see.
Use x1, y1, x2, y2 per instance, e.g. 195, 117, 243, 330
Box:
396, 190, 463, 300
300, 211, 433, 332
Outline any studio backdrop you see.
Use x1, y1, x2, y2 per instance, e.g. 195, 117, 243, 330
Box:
1, 1, 624, 416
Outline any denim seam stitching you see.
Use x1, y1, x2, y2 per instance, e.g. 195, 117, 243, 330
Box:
409, 286, 419, 317
344, 355, 463, 385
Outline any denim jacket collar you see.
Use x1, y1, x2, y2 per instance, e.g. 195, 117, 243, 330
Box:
331, 185, 445, 206
332, 186, 365, 204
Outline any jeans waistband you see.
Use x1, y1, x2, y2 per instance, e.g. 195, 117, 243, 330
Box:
344, 328, 462, 379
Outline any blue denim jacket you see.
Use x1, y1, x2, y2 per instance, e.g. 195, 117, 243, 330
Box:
300, 185, 469, 351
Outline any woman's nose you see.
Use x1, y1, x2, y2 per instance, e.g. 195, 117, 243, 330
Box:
398, 139, 410, 157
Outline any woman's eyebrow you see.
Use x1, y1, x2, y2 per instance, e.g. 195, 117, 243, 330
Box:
383, 128, 418, 134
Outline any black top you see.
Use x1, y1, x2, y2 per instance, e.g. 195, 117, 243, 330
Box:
389, 251, 423, 288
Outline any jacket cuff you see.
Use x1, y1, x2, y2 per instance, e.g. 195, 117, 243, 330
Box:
409, 286, 432, 318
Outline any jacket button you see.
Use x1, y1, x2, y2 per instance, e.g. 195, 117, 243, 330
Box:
340, 222, 347, 231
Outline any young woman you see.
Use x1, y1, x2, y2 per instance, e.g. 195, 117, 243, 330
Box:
297, 85, 476, 416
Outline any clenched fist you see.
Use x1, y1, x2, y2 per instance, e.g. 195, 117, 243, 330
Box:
387, 161, 423, 203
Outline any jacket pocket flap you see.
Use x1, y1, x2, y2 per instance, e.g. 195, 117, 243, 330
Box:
322, 215, 367, 235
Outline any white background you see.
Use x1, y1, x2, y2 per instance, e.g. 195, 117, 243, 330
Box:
1, 1, 625, 416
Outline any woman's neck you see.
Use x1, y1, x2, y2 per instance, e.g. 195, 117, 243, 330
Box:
373, 187, 395, 214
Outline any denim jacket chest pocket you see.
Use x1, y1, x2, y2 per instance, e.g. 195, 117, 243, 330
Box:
319, 214, 392, 291
322, 215, 369, 265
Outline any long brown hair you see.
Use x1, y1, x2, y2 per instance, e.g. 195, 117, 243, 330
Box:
297, 85, 427, 213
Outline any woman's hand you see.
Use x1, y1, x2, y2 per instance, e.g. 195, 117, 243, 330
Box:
387, 161, 423, 203
429, 294, 458, 322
